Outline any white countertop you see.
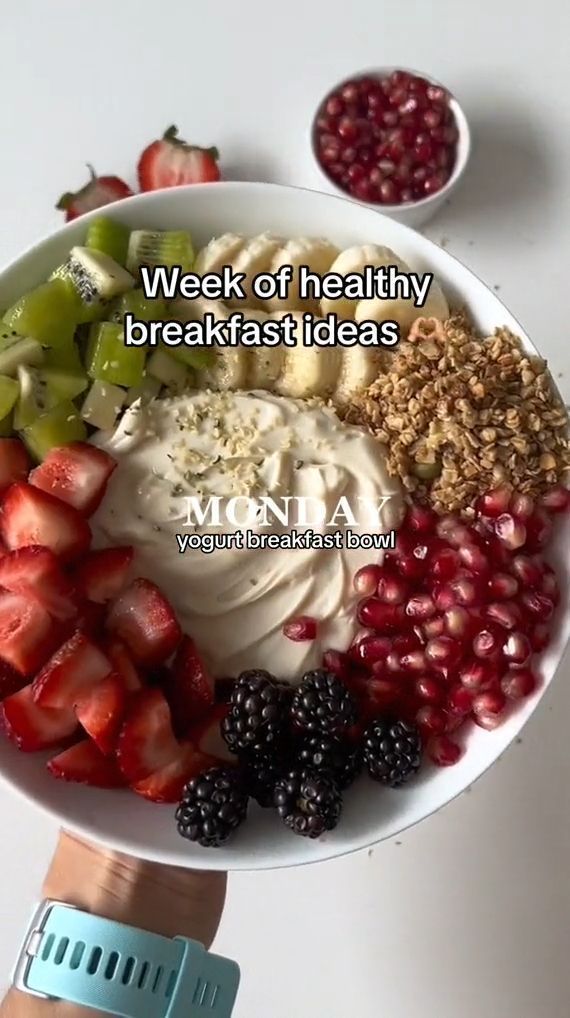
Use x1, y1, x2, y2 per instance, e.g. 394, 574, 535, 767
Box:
2, 1, 570, 1014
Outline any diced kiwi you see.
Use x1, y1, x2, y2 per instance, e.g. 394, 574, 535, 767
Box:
44, 338, 85, 374
147, 348, 189, 390
22, 401, 87, 461
168, 344, 215, 370
0, 328, 44, 377
0, 375, 20, 421
51, 247, 135, 325
125, 375, 161, 406
86, 322, 146, 387
126, 230, 194, 276
3, 279, 78, 347
108, 289, 166, 324
81, 380, 126, 431
0, 412, 13, 437
13, 365, 88, 430
85, 217, 130, 266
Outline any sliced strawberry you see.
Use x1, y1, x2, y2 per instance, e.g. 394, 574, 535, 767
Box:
0, 590, 55, 675
162, 635, 214, 736
188, 704, 235, 764
56, 167, 133, 222
116, 687, 180, 783
48, 740, 127, 786
106, 578, 181, 666
29, 443, 117, 516
75, 673, 127, 755
0, 659, 28, 700
0, 685, 77, 752
137, 125, 220, 191
0, 546, 76, 621
32, 631, 112, 709
74, 546, 133, 603
105, 638, 144, 693
0, 439, 30, 494
131, 745, 215, 804
0, 482, 91, 563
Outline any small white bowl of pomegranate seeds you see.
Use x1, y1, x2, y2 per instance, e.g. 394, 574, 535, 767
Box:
312, 68, 471, 228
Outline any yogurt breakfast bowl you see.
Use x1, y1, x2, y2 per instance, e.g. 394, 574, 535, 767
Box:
0, 181, 567, 871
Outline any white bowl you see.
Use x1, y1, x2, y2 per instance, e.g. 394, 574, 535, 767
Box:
0, 182, 566, 871
310, 68, 472, 229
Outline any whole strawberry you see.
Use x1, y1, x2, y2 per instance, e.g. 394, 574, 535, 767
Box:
137, 125, 220, 191
56, 164, 133, 221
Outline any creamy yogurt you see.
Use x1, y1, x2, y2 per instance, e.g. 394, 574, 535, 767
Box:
92, 391, 403, 682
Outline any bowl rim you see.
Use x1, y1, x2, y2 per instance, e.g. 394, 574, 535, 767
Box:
0, 178, 566, 870
309, 65, 472, 212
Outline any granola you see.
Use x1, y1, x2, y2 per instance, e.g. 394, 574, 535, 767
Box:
344, 311, 570, 515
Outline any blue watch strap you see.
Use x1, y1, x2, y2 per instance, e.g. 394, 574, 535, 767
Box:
13, 901, 239, 1018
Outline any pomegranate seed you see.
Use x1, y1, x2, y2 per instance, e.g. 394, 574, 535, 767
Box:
416, 675, 444, 703
458, 659, 498, 692
400, 649, 428, 673
458, 544, 490, 576
485, 536, 513, 569
365, 85, 385, 109
426, 85, 448, 102
340, 82, 360, 104
434, 583, 456, 611
520, 590, 554, 622
473, 711, 504, 731
524, 509, 552, 552
283, 615, 317, 641
379, 179, 398, 203
541, 567, 560, 604
488, 572, 519, 600
428, 734, 462, 766
540, 484, 569, 513
350, 178, 374, 202
443, 606, 472, 641
509, 492, 535, 520
352, 634, 392, 665
376, 570, 409, 605
382, 109, 399, 128
423, 107, 443, 129
424, 172, 447, 195
476, 486, 512, 518
436, 513, 462, 540
405, 503, 437, 534
473, 689, 506, 717
341, 146, 358, 164
353, 563, 383, 596
503, 631, 531, 666
445, 523, 473, 549
447, 683, 473, 717
422, 615, 446, 640
495, 513, 527, 550
322, 649, 351, 678
429, 547, 460, 581
393, 632, 422, 655
529, 623, 550, 652
405, 593, 436, 621
325, 94, 344, 117
417, 704, 447, 738
510, 554, 543, 588
357, 598, 405, 632
449, 575, 483, 607
347, 162, 366, 182
485, 601, 522, 631
472, 627, 502, 660
501, 667, 537, 701
425, 635, 462, 670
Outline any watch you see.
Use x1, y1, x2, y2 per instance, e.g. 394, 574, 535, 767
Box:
12, 899, 240, 1017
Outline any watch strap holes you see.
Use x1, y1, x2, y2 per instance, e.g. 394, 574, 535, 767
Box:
137, 960, 150, 989
121, 956, 136, 985
53, 937, 70, 966
165, 969, 177, 999
104, 951, 120, 980
86, 946, 103, 975
151, 964, 164, 994
69, 942, 86, 971
40, 933, 55, 962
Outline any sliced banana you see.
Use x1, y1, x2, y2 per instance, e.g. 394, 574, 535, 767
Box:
194, 233, 245, 275
320, 244, 404, 321
266, 238, 339, 313
199, 348, 249, 392
333, 349, 385, 405
169, 295, 231, 326
354, 278, 449, 337
227, 233, 283, 309
272, 312, 340, 399
240, 309, 284, 390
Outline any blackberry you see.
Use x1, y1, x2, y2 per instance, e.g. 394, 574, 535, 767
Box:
363, 718, 422, 787
274, 769, 342, 838
239, 749, 285, 808
176, 767, 248, 848
296, 734, 362, 790
291, 669, 357, 735
221, 670, 286, 755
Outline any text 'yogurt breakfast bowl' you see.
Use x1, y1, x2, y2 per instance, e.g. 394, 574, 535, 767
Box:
0, 182, 567, 871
